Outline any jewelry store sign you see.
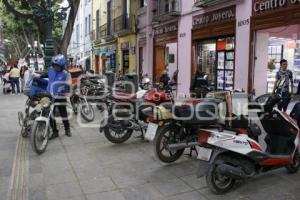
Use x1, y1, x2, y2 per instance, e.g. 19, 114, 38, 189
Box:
193, 6, 235, 28
253, 0, 300, 15
154, 22, 178, 36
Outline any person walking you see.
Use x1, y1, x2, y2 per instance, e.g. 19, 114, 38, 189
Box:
273, 59, 294, 112
20, 66, 26, 93
47, 54, 72, 139
9, 65, 21, 95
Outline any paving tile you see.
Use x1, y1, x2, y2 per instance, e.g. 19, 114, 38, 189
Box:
167, 191, 207, 200
180, 175, 207, 190
46, 181, 83, 200
0, 176, 10, 191
80, 177, 116, 194
28, 173, 44, 189
44, 168, 77, 185
198, 188, 246, 200
29, 186, 47, 200
111, 173, 148, 188
120, 183, 164, 200
86, 190, 125, 200
151, 178, 193, 197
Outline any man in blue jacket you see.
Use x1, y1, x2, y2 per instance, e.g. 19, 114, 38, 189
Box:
48, 54, 71, 139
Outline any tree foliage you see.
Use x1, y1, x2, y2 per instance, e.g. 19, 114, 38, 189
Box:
1, 0, 80, 56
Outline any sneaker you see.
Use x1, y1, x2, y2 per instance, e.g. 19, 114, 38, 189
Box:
49, 132, 59, 140
65, 130, 72, 137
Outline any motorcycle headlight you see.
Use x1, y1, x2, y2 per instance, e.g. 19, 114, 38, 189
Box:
39, 97, 51, 108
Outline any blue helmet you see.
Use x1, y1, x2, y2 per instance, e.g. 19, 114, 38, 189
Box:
52, 54, 67, 69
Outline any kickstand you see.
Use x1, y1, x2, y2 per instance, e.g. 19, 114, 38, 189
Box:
134, 128, 145, 140
185, 146, 197, 157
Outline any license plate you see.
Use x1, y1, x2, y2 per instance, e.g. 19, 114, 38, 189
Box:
196, 146, 213, 161
145, 123, 158, 141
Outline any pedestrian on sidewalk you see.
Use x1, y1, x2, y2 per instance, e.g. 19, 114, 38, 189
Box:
20, 66, 26, 93
272, 59, 294, 112
9, 65, 20, 95
48, 54, 72, 140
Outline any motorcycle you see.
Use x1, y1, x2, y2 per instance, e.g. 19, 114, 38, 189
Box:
30, 94, 54, 154
18, 75, 48, 138
101, 84, 174, 144
70, 77, 102, 122
196, 94, 300, 194
147, 96, 222, 163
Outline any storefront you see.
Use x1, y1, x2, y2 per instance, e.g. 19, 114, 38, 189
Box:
117, 35, 137, 75
192, 6, 236, 91
153, 22, 178, 82
250, 0, 300, 96
94, 42, 117, 74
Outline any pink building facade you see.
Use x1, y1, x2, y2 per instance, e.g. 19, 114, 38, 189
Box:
137, 0, 300, 96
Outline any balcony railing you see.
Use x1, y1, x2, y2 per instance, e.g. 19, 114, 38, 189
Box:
194, 0, 232, 7
113, 14, 135, 35
153, 0, 180, 22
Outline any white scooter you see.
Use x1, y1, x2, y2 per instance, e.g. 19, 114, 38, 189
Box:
196, 94, 300, 194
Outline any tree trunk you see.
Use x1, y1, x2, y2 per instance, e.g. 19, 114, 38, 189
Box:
59, 0, 80, 55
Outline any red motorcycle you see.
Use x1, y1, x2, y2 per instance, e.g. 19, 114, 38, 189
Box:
101, 85, 174, 144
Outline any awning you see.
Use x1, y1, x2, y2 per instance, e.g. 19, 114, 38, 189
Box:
0, 54, 7, 64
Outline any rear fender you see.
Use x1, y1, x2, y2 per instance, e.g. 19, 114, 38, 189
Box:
197, 148, 228, 177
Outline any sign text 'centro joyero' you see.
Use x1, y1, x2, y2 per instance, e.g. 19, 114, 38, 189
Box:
193, 6, 235, 28
254, 0, 300, 13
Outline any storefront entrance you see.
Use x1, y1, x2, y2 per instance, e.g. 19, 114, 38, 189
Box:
153, 22, 178, 83
250, 0, 300, 95
122, 50, 129, 74
253, 25, 300, 95
194, 36, 235, 90
192, 6, 236, 91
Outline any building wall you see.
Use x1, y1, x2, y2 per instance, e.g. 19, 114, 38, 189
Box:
176, 0, 252, 95
117, 34, 137, 73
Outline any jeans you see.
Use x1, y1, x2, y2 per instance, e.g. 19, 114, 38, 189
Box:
277, 93, 291, 112
50, 98, 70, 133
10, 77, 20, 94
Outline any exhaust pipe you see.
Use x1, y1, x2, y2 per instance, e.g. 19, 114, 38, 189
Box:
168, 142, 198, 151
216, 164, 251, 180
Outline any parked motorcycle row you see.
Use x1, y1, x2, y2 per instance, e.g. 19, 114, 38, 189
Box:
18, 73, 300, 195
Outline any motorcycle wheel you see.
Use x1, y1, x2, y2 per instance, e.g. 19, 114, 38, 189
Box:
103, 116, 133, 144
286, 151, 300, 174
80, 102, 95, 122
30, 121, 49, 155
154, 125, 184, 163
206, 158, 236, 194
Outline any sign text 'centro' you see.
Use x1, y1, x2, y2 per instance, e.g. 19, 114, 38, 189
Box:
154, 24, 178, 35
193, 7, 235, 27
254, 0, 300, 13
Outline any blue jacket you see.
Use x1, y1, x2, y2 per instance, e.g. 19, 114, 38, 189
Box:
47, 67, 70, 96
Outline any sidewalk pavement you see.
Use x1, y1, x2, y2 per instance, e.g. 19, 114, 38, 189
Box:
1, 92, 300, 200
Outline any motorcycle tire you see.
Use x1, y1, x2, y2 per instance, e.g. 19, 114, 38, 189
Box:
30, 121, 49, 155
154, 125, 184, 163
80, 103, 95, 122
286, 151, 300, 174
206, 158, 236, 194
103, 116, 133, 144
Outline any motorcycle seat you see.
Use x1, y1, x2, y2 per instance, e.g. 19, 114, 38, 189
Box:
114, 92, 137, 100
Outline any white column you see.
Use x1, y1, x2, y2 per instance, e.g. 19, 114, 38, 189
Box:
253, 32, 269, 96
234, 0, 252, 91
177, 16, 192, 96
